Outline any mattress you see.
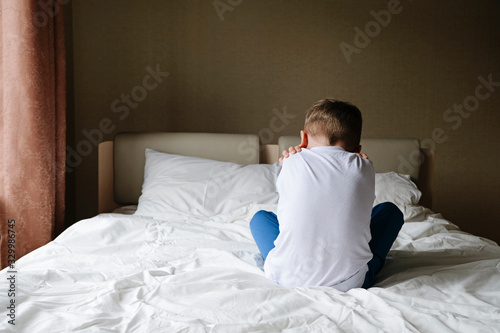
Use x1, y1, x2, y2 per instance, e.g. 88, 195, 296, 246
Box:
1, 204, 499, 332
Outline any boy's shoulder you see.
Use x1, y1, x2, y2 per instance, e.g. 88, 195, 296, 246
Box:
295, 147, 374, 173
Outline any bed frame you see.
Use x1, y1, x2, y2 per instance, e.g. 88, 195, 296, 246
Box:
98, 132, 433, 214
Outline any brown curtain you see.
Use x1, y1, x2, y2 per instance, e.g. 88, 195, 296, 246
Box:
0, 0, 66, 269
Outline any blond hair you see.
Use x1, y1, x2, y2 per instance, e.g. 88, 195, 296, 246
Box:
304, 99, 362, 151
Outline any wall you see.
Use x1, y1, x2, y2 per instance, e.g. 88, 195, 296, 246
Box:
69, 0, 500, 243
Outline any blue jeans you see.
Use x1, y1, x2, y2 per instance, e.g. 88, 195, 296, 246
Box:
249, 202, 404, 289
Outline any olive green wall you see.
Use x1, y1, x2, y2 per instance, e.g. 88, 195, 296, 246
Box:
69, 1, 500, 243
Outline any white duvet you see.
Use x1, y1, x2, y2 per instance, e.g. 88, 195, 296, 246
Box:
1, 205, 500, 332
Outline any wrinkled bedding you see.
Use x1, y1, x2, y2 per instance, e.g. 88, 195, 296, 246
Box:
1, 205, 499, 332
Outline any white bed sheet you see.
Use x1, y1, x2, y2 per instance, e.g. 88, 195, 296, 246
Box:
1, 205, 500, 332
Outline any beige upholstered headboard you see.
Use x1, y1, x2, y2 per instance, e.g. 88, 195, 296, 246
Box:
98, 132, 433, 213
113, 132, 260, 205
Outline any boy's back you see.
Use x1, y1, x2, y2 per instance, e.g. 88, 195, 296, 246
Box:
264, 145, 375, 291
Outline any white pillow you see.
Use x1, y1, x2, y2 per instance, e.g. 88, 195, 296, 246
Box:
374, 172, 421, 207
135, 149, 280, 219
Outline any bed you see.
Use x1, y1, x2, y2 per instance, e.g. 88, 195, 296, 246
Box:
1, 132, 499, 332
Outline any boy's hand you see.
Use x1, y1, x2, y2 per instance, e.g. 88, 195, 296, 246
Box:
355, 153, 369, 160
279, 145, 303, 164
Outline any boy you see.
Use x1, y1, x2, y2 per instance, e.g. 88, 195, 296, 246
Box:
250, 99, 404, 291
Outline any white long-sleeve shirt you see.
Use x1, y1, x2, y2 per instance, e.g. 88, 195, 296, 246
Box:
264, 146, 375, 291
